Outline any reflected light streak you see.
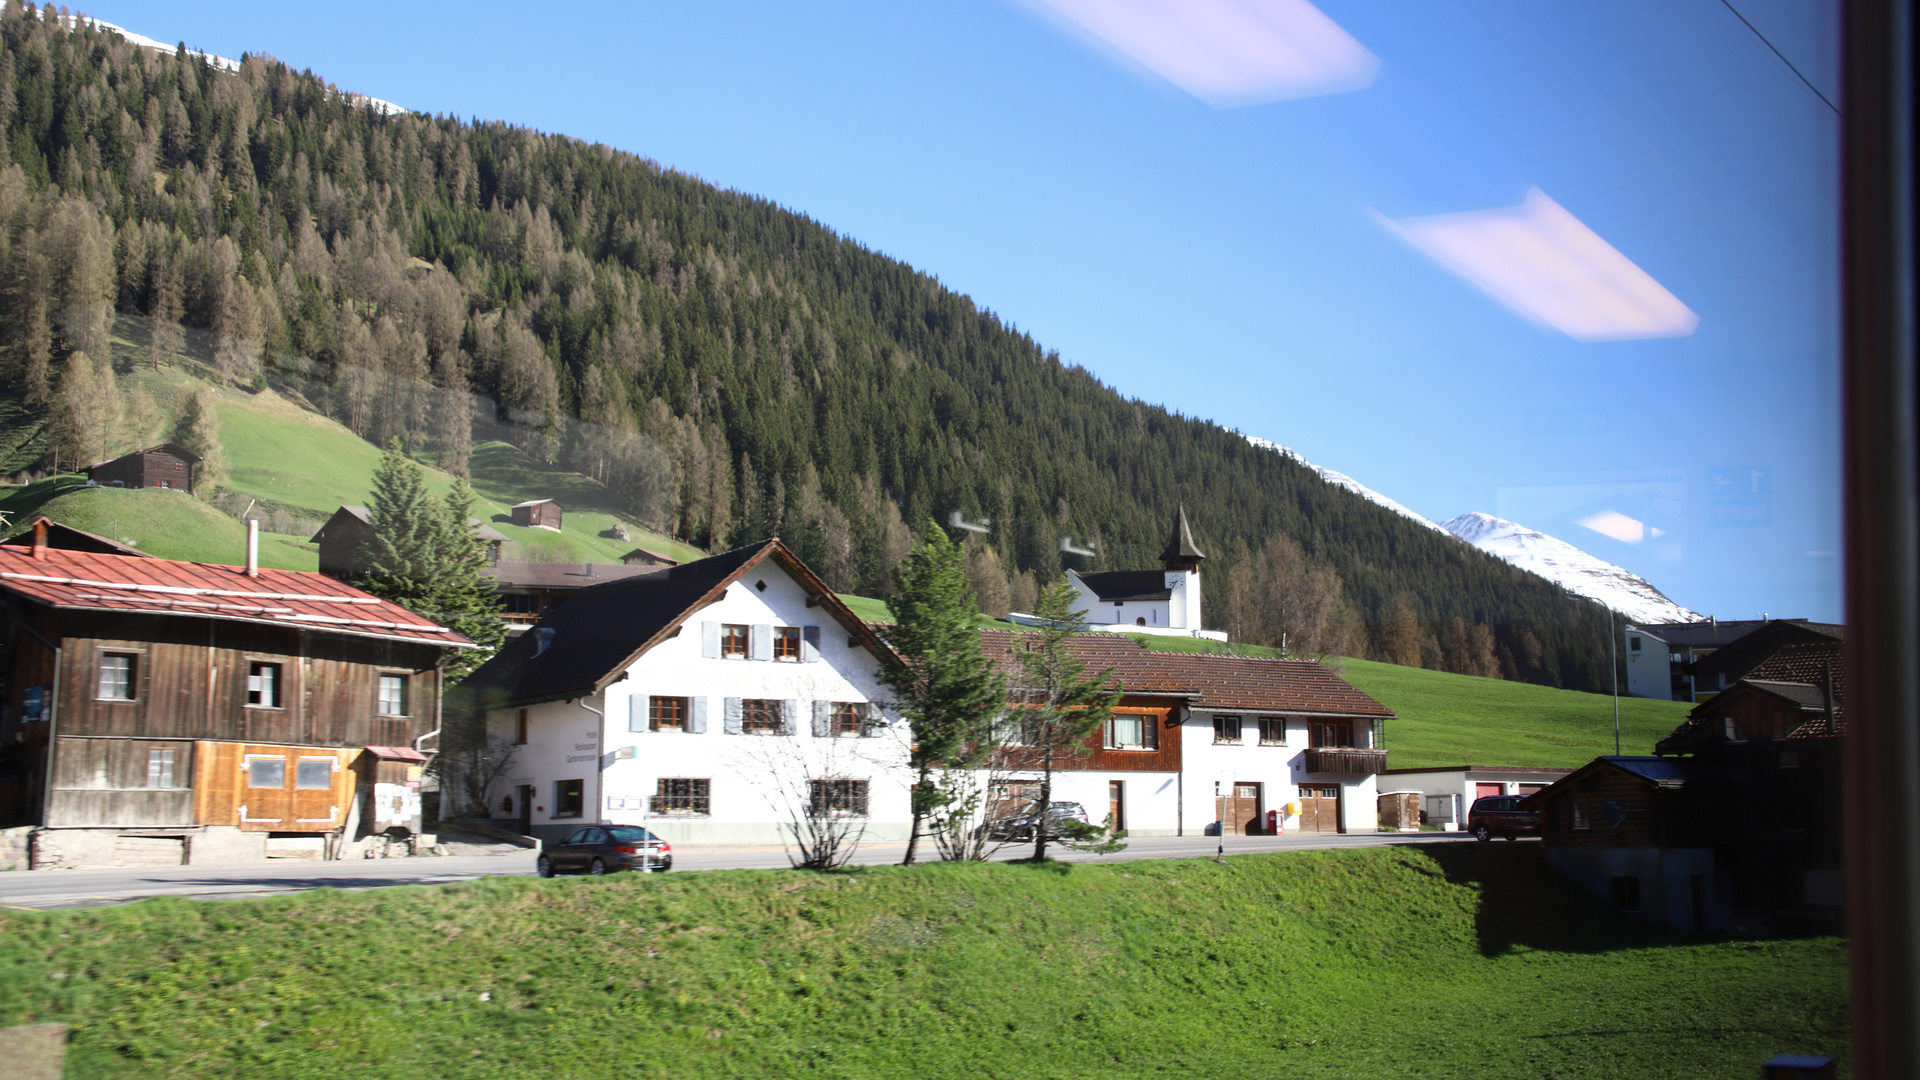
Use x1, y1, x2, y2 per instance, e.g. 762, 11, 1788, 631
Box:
1377, 189, 1699, 342
1023, 0, 1379, 108
1578, 510, 1648, 544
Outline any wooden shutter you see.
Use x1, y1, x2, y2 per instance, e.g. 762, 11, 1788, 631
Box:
783, 699, 803, 735
701, 622, 721, 659
812, 700, 830, 737
688, 697, 708, 734
751, 624, 774, 660
863, 702, 885, 737
723, 697, 743, 734
629, 696, 648, 733
802, 625, 821, 662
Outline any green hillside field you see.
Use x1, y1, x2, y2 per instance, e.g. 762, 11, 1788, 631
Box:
0, 844, 1846, 1079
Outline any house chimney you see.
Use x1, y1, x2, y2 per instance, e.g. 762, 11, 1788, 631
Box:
30, 517, 47, 561
246, 518, 260, 577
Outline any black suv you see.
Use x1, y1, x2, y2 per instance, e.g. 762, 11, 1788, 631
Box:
1467, 795, 1539, 841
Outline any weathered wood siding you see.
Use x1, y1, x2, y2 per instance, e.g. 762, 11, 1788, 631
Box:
193, 742, 358, 832
995, 697, 1181, 774
53, 612, 441, 749
46, 736, 196, 826
88, 449, 194, 493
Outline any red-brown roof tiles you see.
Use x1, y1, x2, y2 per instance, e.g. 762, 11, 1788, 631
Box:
976, 629, 1392, 718
0, 545, 472, 647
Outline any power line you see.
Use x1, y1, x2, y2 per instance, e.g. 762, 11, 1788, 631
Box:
1717, 0, 1840, 117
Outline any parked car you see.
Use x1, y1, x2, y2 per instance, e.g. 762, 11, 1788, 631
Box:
537, 825, 672, 876
1467, 795, 1539, 841
987, 801, 1091, 841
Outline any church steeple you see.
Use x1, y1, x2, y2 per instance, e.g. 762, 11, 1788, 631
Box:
1159, 505, 1205, 574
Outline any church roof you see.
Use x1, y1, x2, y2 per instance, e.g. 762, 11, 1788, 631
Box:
1160, 506, 1205, 563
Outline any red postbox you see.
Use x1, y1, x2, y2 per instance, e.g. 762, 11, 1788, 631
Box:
1267, 808, 1280, 834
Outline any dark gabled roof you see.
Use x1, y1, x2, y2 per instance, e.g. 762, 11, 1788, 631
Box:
976, 630, 1393, 717
620, 547, 680, 566
312, 505, 507, 544
1690, 620, 1844, 680
1520, 756, 1715, 809
1625, 619, 1771, 647
1, 517, 152, 558
459, 539, 885, 709
1160, 505, 1205, 562
511, 499, 564, 510
484, 560, 663, 590
87, 441, 204, 469
1656, 668, 1844, 753
1740, 680, 1831, 710
1075, 570, 1172, 602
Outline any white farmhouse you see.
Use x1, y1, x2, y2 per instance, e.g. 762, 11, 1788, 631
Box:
459, 539, 909, 845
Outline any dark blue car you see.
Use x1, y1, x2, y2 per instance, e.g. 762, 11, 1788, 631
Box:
537, 825, 672, 876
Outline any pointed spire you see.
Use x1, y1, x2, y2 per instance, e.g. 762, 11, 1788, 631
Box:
1160, 505, 1205, 570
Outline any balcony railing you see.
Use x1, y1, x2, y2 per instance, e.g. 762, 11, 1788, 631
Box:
1302, 747, 1388, 775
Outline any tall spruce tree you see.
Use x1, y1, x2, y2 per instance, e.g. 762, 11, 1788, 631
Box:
876, 523, 1006, 867
433, 479, 506, 681
363, 437, 442, 610
1012, 580, 1120, 862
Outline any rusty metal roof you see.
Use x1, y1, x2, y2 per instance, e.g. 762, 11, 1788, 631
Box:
0, 545, 473, 647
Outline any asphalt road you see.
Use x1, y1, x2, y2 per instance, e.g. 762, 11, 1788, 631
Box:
0, 830, 1476, 910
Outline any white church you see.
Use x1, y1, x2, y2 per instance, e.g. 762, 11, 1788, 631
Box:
1059, 507, 1229, 641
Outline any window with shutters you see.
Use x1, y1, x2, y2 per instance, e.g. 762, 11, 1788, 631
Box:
1212, 715, 1241, 744
774, 626, 802, 661
832, 702, 864, 736
721, 624, 749, 658
809, 779, 869, 817
653, 778, 711, 815
742, 698, 783, 733
651, 696, 688, 731
247, 661, 283, 708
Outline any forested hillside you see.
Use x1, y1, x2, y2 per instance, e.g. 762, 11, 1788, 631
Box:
0, 6, 1618, 689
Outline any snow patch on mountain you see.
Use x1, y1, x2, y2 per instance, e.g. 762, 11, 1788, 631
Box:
1242, 434, 1449, 534
1441, 512, 1700, 625
65, 12, 406, 115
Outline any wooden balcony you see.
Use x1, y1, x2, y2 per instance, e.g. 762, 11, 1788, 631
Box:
1302, 747, 1388, 775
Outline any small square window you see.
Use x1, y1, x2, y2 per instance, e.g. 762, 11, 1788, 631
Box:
743, 699, 783, 734
296, 759, 333, 789
651, 696, 688, 731
832, 702, 864, 736
1612, 876, 1641, 911
147, 749, 175, 789
248, 662, 283, 708
97, 654, 136, 701
721, 624, 749, 658
1258, 717, 1287, 745
653, 778, 711, 815
247, 757, 286, 789
773, 626, 802, 661
1212, 716, 1241, 744
377, 674, 408, 716
1572, 799, 1591, 830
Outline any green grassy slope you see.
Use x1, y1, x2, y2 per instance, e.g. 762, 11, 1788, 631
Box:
0, 478, 317, 571
0, 845, 1846, 1079
1337, 656, 1695, 769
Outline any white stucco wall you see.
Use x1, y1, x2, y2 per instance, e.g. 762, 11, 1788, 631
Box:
1178, 712, 1381, 834
488, 564, 910, 844
1624, 629, 1672, 699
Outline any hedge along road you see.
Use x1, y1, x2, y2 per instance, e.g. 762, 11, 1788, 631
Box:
0, 831, 1472, 910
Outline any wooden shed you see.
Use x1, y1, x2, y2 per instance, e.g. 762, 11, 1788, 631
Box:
85, 443, 201, 493
619, 547, 679, 568
511, 499, 564, 531
312, 505, 506, 581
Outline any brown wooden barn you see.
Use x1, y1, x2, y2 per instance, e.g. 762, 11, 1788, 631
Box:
510, 499, 564, 531
84, 443, 201, 493
620, 547, 680, 568
1, 517, 152, 558
0, 538, 474, 868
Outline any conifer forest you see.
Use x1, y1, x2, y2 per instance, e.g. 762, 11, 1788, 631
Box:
0, 6, 1620, 690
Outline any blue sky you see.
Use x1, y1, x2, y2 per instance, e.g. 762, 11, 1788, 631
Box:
90, 0, 1842, 622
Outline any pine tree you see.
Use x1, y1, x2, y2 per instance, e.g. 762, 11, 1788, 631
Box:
362, 437, 441, 609
169, 386, 226, 494
1011, 580, 1120, 861
876, 523, 1006, 866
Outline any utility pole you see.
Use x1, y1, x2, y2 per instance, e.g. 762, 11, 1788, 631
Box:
1610, 604, 1620, 756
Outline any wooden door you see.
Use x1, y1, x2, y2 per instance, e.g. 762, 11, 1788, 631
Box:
1215, 783, 1261, 835
290, 755, 343, 829
1299, 785, 1341, 833
1108, 780, 1124, 832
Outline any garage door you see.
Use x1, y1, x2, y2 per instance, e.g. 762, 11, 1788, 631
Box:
1216, 783, 1262, 835
1298, 785, 1341, 833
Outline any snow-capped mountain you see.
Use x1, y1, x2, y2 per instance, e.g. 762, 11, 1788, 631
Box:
1242, 434, 1449, 534
1441, 512, 1700, 625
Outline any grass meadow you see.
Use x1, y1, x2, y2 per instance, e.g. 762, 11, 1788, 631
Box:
0, 844, 1845, 1079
